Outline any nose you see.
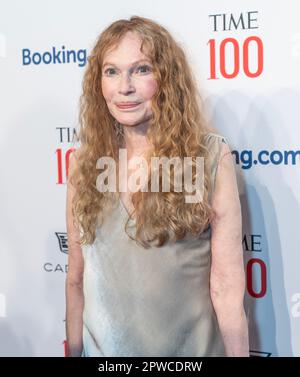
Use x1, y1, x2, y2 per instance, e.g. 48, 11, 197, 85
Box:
118, 72, 135, 95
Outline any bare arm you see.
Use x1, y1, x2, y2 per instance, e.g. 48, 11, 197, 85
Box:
65, 150, 84, 357
210, 142, 249, 357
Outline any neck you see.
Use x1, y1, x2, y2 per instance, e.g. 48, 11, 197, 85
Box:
121, 120, 151, 156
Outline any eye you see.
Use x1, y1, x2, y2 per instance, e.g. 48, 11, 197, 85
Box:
104, 68, 117, 76
136, 65, 152, 74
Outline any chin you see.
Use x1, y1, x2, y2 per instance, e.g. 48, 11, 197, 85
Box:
115, 115, 145, 127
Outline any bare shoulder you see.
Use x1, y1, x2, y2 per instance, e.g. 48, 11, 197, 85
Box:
212, 140, 240, 221
219, 138, 233, 159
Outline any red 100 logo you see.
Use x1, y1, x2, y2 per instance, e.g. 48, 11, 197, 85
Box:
208, 36, 263, 79
56, 148, 76, 184
246, 258, 267, 298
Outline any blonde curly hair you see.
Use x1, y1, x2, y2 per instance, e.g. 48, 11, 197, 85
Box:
69, 15, 216, 248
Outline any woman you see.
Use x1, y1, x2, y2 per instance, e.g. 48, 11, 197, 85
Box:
65, 16, 249, 357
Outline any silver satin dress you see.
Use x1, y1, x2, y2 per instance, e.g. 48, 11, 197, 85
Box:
80, 133, 227, 357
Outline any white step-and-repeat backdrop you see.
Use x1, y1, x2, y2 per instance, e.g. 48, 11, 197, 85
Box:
0, 0, 299, 356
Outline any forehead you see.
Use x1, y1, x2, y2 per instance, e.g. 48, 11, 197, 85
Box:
102, 32, 150, 66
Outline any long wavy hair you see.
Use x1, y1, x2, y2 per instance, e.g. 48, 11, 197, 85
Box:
69, 15, 217, 248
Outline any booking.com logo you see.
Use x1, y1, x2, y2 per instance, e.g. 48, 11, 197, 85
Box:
232, 149, 300, 170
22, 45, 87, 67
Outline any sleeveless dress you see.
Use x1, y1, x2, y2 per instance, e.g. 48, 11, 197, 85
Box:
80, 132, 227, 357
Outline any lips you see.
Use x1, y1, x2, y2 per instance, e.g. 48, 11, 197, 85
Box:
116, 102, 141, 109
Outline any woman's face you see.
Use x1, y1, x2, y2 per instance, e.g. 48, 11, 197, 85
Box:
101, 32, 158, 127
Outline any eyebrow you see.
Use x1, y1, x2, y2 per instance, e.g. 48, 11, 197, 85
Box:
102, 59, 152, 69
